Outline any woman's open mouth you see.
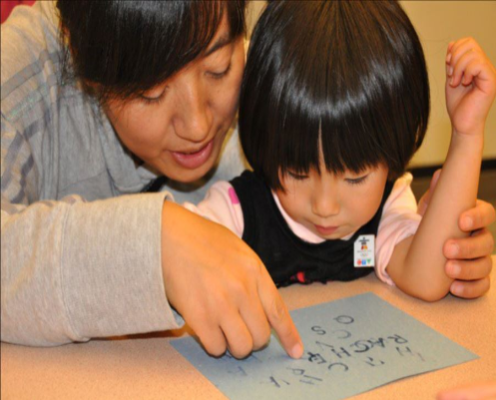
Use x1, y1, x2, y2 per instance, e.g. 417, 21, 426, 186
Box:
171, 140, 214, 169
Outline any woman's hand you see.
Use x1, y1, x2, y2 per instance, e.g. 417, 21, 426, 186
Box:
418, 170, 494, 298
160, 202, 304, 359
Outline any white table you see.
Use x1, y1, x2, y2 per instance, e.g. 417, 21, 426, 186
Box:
2, 258, 495, 399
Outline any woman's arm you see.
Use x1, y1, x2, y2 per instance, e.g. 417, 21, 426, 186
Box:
387, 38, 496, 301
1, 117, 179, 345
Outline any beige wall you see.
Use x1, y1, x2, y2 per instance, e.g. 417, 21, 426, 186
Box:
246, 0, 266, 35
402, 1, 496, 165
245, 1, 496, 166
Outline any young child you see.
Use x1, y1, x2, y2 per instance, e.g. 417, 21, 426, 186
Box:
184, 1, 496, 301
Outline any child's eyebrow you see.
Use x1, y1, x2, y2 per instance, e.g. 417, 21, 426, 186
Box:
204, 34, 233, 57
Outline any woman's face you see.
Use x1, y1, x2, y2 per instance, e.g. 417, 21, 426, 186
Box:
104, 15, 245, 183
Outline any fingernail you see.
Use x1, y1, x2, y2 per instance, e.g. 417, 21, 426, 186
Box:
463, 216, 473, 230
291, 342, 304, 359
446, 52, 452, 63
448, 66, 453, 76
448, 243, 459, 257
451, 282, 463, 296
449, 262, 461, 277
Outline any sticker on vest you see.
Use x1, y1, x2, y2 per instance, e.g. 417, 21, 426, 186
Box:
354, 235, 375, 267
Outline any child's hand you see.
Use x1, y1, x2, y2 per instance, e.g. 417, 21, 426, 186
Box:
446, 37, 496, 136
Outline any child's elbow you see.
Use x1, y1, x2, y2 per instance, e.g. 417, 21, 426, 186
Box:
417, 290, 450, 302
410, 285, 451, 302
394, 275, 451, 302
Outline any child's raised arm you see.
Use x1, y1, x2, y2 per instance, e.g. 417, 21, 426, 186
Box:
387, 38, 496, 301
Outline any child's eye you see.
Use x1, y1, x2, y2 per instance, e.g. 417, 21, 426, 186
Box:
207, 63, 232, 80
346, 175, 369, 185
287, 171, 309, 181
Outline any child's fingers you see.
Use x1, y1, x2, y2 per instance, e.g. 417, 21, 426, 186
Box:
445, 41, 455, 63
446, 37, 472, 66
462, 59, 486, 87
447, 38, 483, 70
449, 37, 479, 62
450, 52, 482, 87
448, 49, 478, 87
448, 42, 489, 87
451, 56, 495, 95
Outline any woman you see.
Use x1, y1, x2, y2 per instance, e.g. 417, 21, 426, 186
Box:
1, 1, 493, 359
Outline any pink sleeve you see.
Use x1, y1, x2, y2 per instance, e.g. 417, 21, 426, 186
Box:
375, 173, 421, 285
183, 181, 245, 238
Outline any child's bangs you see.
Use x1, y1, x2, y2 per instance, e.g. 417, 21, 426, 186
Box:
239, 0, 429, 189
272, 79, 389, 181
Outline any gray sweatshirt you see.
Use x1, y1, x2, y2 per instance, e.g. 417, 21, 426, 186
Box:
1, 1, 245, 346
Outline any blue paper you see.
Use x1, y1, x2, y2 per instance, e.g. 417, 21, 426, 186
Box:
171, 293, 477, 400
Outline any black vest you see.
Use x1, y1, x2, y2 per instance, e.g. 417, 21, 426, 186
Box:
230, 171, 394, 287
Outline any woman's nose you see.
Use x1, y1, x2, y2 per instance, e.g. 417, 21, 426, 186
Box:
173, 79, 212, 143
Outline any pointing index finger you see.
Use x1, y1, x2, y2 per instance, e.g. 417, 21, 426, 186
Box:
257, 268, 304, 359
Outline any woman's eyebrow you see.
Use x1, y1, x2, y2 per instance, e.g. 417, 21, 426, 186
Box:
204, 33, 232, 57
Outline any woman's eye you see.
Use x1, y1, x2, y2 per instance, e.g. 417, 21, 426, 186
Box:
346, 175, 369, 185
140, 93, 165, 105
139, 88, 166, 105
208, 63, 232, 80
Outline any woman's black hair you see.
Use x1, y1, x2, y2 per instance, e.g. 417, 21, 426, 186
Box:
239, 0, 430, 190
57, 0, 246, 102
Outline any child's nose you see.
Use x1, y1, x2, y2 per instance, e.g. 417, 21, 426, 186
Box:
312, 194, 340, 219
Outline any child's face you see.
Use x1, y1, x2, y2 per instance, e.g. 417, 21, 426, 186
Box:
275, 163, 389, 240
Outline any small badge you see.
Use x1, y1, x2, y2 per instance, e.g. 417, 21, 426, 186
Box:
354, 235, 375, 267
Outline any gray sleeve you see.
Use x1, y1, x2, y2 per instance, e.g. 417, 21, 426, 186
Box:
1, 118, 182, 346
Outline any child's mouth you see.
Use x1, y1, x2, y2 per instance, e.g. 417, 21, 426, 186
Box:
315, 225, 339, 235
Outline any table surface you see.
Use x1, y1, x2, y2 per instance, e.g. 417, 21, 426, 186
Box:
2, 258, 495, 400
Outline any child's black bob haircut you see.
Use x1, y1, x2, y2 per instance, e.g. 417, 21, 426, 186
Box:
57, 0, 246, 102
239, 0, 430, 190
